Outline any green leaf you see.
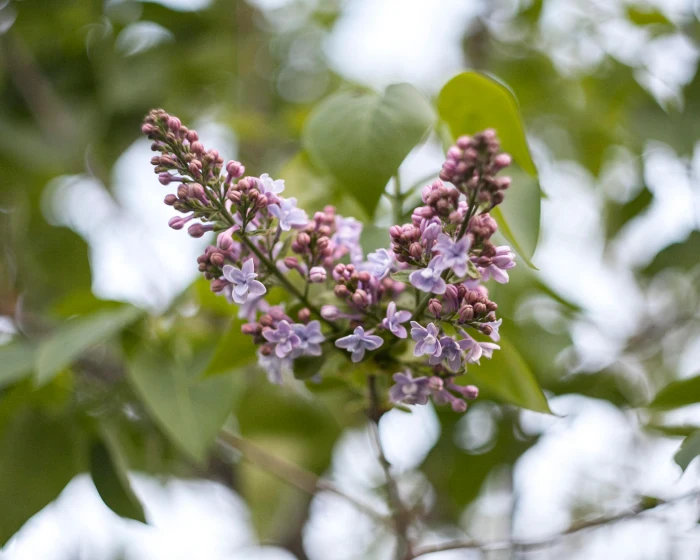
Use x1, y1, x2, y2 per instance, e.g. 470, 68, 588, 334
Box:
390, 270, 413, 283
201, 319, 257, 378
35, 306, 143, 386
642, 231, 700, 277
126, 347, 236, 464
293, 354, 327, 380
649, 374, 700, 410
0, 409, 80, 546
626, 6, 672, 26
302, 84, 435, 217
675, 430, 700, 471
458, 336, 551, 413
0, 342, 36, 389
491, 166, 541, 269
437, 71, 537, 176
606, 186, 653, 240
90, 432, 146, 523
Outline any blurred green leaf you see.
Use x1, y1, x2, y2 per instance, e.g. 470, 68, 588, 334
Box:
201, 319, 256, 378
35, 306, 143, 386
0, 409, 80, 546
459, 336, 551, 413
302, 84, 435, 217
126, 347, 235, 464
492, 166, 541, 269
293, 354, 326, 380
437, 71, 537, 176
649, 374, 700, 410
606, 186, 653, 239
626, 6, 672, 26
0, 342, 36, 389
675, 430, 700, 471
643, 231, 700, 276
90, 432, 146, 523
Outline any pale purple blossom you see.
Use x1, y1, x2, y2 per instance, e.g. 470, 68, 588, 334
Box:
257, 173, 285, 197
335, 326, 383, 362
420, 218, 442, 243
365, 248, 394, 279
291, 321, 325, 358
381, 302, 411, 338
262, 320, 301, 358
482, 318, 502, 342
222, 258, 267, 304
460, 332, 500, 363
429, 336, 464, 371
410, 321, 442, 358
480, 246, 515, 283
332, 216, 363, 263
237, 294, 270, 322
409, 264, 446, 294
389, 372, 431, 405
257, 349, 291, 385
431, 233, 471, 277
267, 197, 308, 231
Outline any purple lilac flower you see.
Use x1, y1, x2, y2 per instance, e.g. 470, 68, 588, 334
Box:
262, 320, 301, 358
237, 294, 270, 322
291, 320, 325, 358
257, 173, 285, 197
460, 332, 500, 363
381, 302, 411, 338
432, 387, 468, 412
420, 218, 442, 243
389, 372, 431, 405
431, 233, 471, 277
429, 336, 464, 371
409, 264, 447, 294
332, 216, 363, 263
222, 258, 267, 304
410, 321, 442, 358
257, 349, 291, 385
365, 248, 394, 279
482, 318, 502, 342
335, 326, 383, 362
267, 197, 308, 231
480, 246, 515, 283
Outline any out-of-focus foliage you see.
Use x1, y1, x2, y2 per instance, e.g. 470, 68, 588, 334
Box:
1, 0, 700, 557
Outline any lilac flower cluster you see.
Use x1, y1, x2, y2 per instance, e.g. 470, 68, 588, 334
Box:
143, 110, 516, 413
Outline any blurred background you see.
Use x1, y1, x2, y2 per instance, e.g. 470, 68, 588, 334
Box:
2, 0, 700, 558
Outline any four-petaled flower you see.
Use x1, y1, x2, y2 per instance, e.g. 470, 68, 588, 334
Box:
429, 336, 465, 371
482, 318, 502, 342
222, 258, 267, 304
335, 326, 383, 362
431, 233, 471, 277
409, 264, 446, 294
389, 372, 431, 405
268, 197, 308, 231
381, 302, 411, 338
410, 321, 442, 358
365, 248, 394, 279
291, 321, 325, 358
257, 349, 291, 385
480, 246, 515, 283
263, 320, 301, 358
460, 332, 500, 363
258, 173, 285, 197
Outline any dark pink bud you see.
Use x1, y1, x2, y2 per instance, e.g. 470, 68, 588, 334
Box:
428, 299, 442, 317
190, 141, 204, 155
409, 242, 423, 260
210, 278, 227, 293
186, 130, 198, 143
458, 305, 474, 322
226, 160, 245, 178
167, 117, 181, 132
164, 194, 177, 206
210, 253, 225, 267
241, 323, 260, 335
298, 308, 311, 323
284, 257, 299, 269
334, 285, 349, 298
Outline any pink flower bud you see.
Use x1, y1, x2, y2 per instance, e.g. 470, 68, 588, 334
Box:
458, 305, 474, 322
298, 308, 311, 323
320, 305, 340, 320
167, 117, 181, 132
186, 130, 198, 143
428, 299, 442, 317
309, 266, 326, 283
284, 257, 299, 269
226, 160, 245, 178
164, 194, 177, 206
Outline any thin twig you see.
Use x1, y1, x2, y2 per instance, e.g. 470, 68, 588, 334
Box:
217, 430, 393, 531
410, 490, 700, 557
368, 374, 414, 559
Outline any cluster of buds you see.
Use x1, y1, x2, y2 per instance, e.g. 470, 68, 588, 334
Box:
439, 129, 512, 209
143, 109, 519, 414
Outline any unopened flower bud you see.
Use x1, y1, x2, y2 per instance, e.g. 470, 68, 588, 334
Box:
458, 305, 474, 322
428, 376, 444, 391
188, 223, 209, 238
296, 232, 311, 246
409, 242, 423, 260
334, 284, 349, 298
321, 305, 340, 320
284, 257, 299, 269
474, 302, 487, 315
186, 130, 198, 143
167, 116, 181, 132
428, 299, 442, 317
210, 278, 227, 293
210, 252, 225, 268
309, 266, 326, 283
164, 194, 177, 206
352, 289, 369, 307
226, 160, 245, 178
241, 323, 260, 335
298, 308, 311, 323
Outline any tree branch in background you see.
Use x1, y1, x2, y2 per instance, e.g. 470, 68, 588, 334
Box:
368, 374, 414, 560
410, 490, 700, 557
217, 430, 394, 533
